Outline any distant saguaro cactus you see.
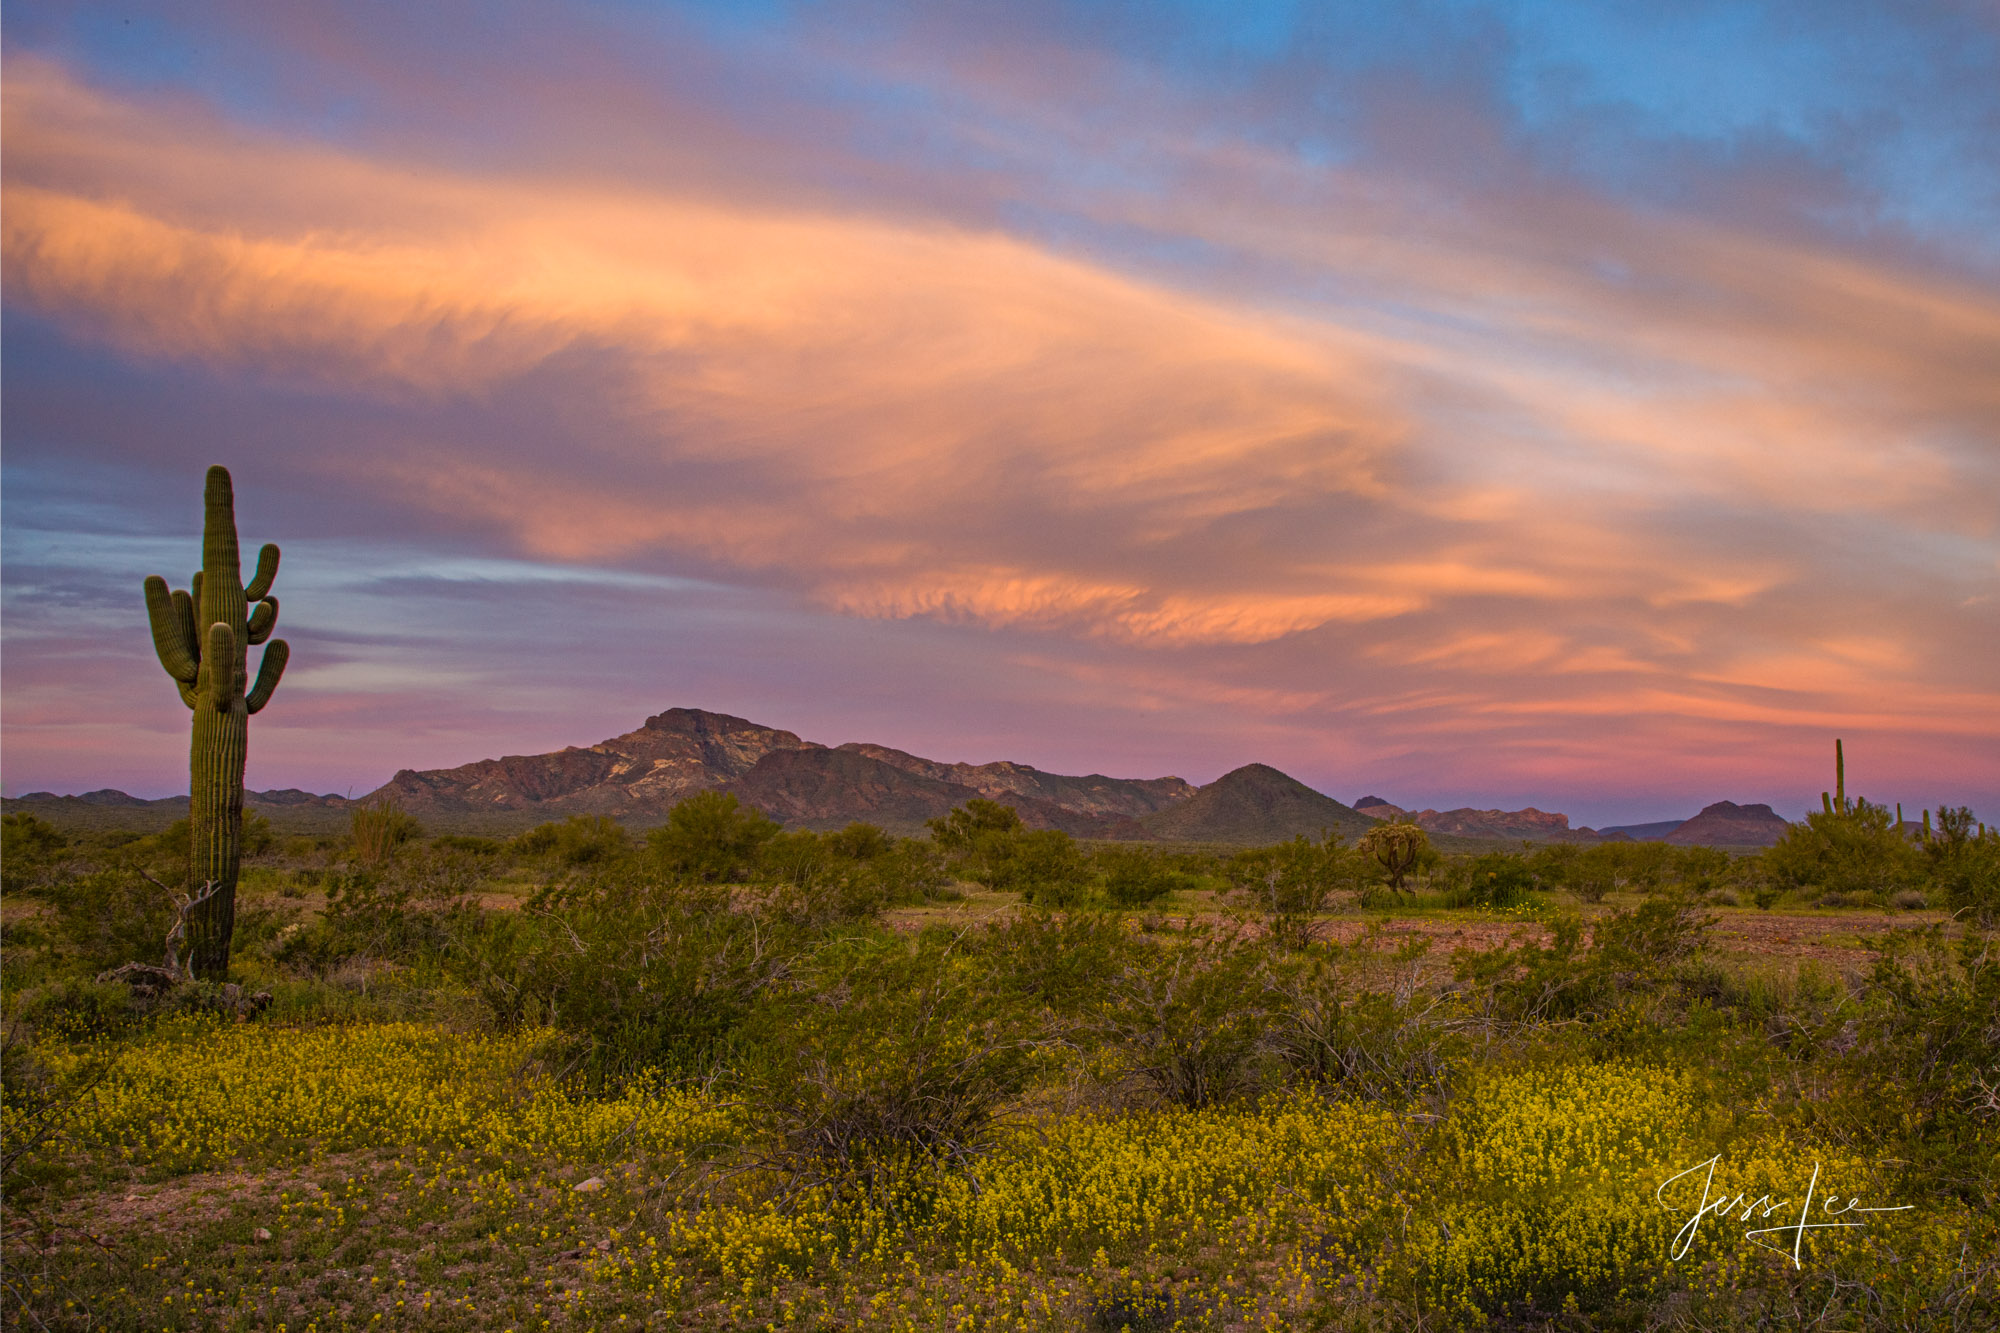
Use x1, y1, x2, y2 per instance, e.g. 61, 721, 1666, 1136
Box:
143, 466, 289, 979
1821, 737, 1848, 817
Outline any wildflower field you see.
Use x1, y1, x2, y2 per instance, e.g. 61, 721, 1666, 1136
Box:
4, 806, 1997, 1330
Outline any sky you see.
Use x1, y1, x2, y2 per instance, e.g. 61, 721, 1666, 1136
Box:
3, 1, 1997, 827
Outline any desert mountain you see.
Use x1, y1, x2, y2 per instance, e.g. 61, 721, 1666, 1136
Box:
1597, 820, 1686, 841
1664, 801, 1791, 847
1356, 795, 1794, 847
1354, 796, 1588, 842
723, 748, 1152, 838
362, 707, 1183, 834
838, 743, 1194, 819
374, 709, 817, 816
1140, 764, 1376, 844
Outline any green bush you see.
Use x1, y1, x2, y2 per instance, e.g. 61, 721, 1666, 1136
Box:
1764, 799, 1922, 904
1226, 835, 1355, 946
1438, 852, 1535, 909
40, 869, 176, 975
646, 791, 779, 882
510, 815, 628, 866
926, 798, 1024, 852
1090, 925, 1277, 1107
453, 869, 792, 1086
1927, 806, 2000, 924
740, 931, 1039, 1182
1, 813, 71, 897
1093, 845, 1185, 908
348, 799, 424, 865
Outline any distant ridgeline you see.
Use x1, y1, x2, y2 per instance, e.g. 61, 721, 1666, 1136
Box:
5, 707, 1790, 846
1353, 795, 1792, 849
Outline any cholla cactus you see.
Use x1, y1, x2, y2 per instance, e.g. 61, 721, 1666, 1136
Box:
142, 466, 289, 979
1358, 819, 1428, 893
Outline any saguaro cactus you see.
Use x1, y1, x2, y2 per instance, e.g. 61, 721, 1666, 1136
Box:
143, 466, 289, 979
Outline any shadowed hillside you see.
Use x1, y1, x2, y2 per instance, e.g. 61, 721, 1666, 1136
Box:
1139, 763, 1376, 844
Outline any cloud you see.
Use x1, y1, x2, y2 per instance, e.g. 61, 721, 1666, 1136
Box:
3, 34, 1997, 819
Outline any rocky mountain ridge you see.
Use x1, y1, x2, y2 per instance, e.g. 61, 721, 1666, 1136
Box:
6, 708, 1800, 845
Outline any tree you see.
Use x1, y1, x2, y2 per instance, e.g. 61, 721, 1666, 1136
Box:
140, 466, 289, 979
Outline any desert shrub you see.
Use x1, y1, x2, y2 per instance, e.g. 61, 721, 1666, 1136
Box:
756, 830, 886, 925
925, 798, 1023, 852
979, 829, 1092, 905
1, 814, 72, 897
1528, 841, 1622, 903
1926, 806, 2000, 924
348, 798, 423, 865
456, 869, 792, 1086
741, 932, 1039, 1184
1090, 925, 1277, 1107
1267, 942, 1464, 1101
824, 821, 894, 861
1456, 896, 1714, 1024
276, 849, 485, 974
870, 838, 955, 904
1093, 845, 1185, 908
509, 814, 628, 866
38, 868, 177, 975
1226, 835, 1355, 946
4, 977, 140, 1044
972, 909, 1129, 1016
431, 833, 504, 856
1851, 927, 1998, 1162
1437, 851, 1535, 909
646, 791, 779, 883
1764, 799, 1922, 904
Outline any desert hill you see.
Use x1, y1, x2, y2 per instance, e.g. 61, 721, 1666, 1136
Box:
1665, 800, 1791, 848
1354, 796, 1590, 842
1140, 764, 1376, 844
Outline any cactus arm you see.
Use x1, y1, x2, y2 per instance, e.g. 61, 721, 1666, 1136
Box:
192, 570, 204, 610
144, 576, 199, 682
1822, 792, 1833, 816
176, 679, 201, 710
173, 590, 198, 666
244, 544, 280, 601
204, 622, 239, 706
247, 597, 279, 645
245, 640, 288, 714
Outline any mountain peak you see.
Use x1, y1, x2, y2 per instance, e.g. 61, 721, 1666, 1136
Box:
1139, 764, 1373, 844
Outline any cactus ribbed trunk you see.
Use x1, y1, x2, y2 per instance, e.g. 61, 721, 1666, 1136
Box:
144, 466, 289, 981
186, 702, 249, 977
